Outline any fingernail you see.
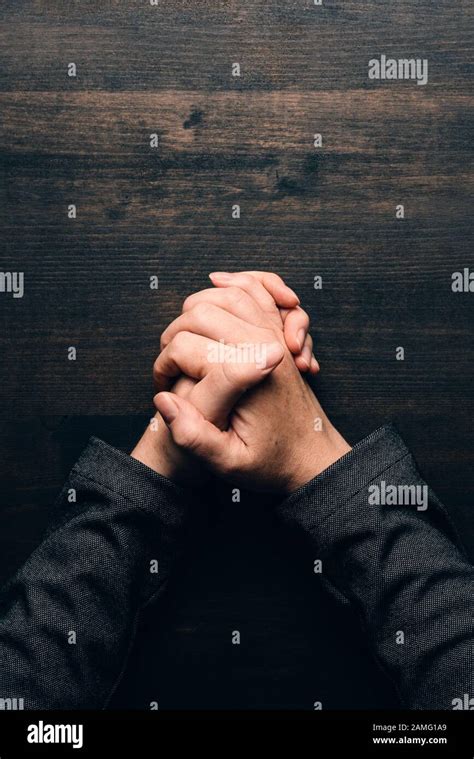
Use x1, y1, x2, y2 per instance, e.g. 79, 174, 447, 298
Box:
301, 345, 312, 368
209, 272, 232, 282
264, 343, 284, 370
288, 288, 300, 305
311, 356, 320, 373
297, 329, 305, 351
156, 394, 178, 424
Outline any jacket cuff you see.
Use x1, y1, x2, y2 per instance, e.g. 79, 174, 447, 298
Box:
48, 436, 191, 534
72, 436, 190, 511
276, 424, 412, 529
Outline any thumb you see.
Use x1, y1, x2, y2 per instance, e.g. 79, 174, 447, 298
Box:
154, 391, 235, 470
187, 340, 284, 430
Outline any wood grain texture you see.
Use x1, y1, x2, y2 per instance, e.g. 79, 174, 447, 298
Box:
1, 88, 472, 414
0, 1, 472, 91
0, 0, 472, 709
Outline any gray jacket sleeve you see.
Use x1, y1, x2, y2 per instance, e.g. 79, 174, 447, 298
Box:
0, 437, 190, 710
276, 424, 474, 709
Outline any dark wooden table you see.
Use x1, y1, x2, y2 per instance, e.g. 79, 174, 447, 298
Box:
0, 1, 472, 709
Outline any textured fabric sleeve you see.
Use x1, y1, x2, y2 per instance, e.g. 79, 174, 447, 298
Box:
0, 437, 190, 710
276, 425, 474, 709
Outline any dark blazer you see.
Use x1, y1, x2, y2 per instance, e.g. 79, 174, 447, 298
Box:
0, 426, 472, 709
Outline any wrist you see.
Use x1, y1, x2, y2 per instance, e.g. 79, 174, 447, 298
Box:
286, 418, 351, 493
130, 416, 178, 480
131, 414, 207, 486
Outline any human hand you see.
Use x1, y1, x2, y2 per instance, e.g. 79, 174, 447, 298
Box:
131, 272, 321, 485
152, 280, 351, 493
207, 271, 319, 375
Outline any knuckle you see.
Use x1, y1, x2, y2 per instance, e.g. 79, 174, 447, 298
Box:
220, 456, 239, 479
182, 294, 196, 312
220, 360, 245, 388
153, 354, 162, 373
192, 301, 213, 322
173, 421, 200, 451
266, 271, 282, 286
172, 330, 192, 354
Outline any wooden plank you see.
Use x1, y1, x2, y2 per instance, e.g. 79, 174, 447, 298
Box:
0, 1, 472, 91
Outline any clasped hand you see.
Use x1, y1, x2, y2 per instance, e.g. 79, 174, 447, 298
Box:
132, 271, 350, 493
